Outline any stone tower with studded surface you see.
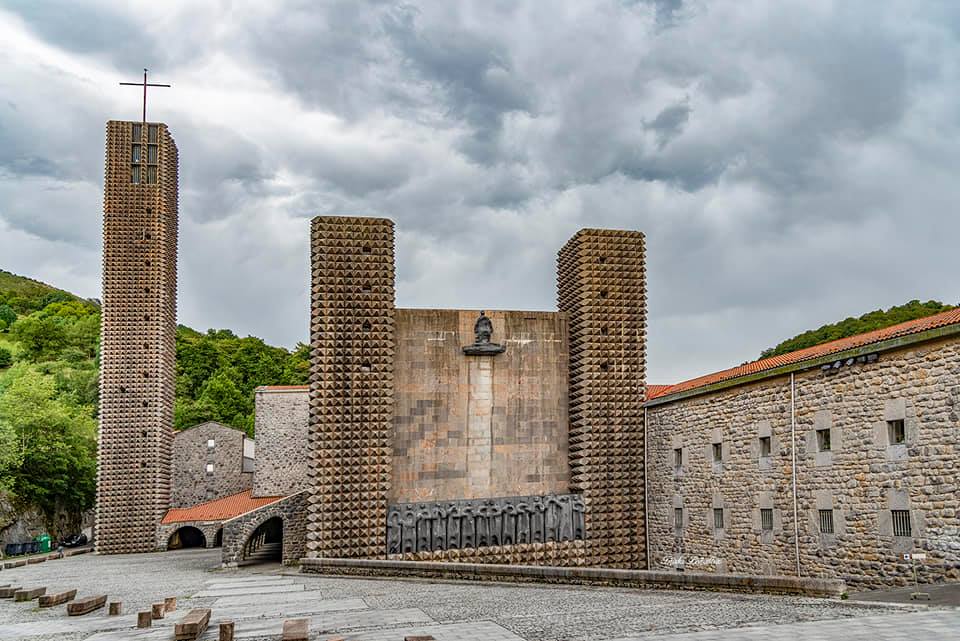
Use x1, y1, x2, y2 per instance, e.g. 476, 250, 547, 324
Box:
95, 121, 178, 554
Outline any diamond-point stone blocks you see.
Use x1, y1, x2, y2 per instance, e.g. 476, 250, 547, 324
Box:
95, 120, 178, 554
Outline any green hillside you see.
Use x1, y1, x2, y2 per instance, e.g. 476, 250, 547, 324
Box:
760, 299, 956, 358
0, 269, 308, 535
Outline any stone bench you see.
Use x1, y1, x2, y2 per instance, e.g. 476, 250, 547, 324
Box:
3, 560, 26, 569
0, 586, 22, 598
282, 618, 309, 641
26, 556, 46, 565
174, 608, 211, 641
39, 589, 77, 608
67, 594, 107, 616
13, 587, 46, 601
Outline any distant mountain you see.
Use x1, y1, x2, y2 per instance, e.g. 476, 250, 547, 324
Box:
0, 269, 97, 316
760, 300, 957, 359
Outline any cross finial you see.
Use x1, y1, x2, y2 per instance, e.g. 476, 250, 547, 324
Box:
119, 68, 171, 123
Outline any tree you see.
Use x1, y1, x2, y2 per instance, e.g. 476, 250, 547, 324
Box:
9, 314, 68, 362
0, 304, 15, 329
0, 347, 12, 369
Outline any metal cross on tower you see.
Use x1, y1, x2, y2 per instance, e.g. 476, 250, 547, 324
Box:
119, 68, 171, 123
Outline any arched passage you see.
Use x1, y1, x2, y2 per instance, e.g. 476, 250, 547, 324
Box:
213, 527, 223, 547
167, 526, 206, 550
241, 517, 283, 564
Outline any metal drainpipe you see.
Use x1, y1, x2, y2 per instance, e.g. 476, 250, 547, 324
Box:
643, 405, 650, 569
791, 372, 802, 577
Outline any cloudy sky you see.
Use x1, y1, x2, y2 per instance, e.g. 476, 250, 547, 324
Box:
1, 0, 958, 383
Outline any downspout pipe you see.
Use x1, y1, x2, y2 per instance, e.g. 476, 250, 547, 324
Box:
791, 372, 801, 577
643, 405, 650, 569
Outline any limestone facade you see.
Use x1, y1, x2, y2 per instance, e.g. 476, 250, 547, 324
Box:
171, 422, 253, 508
96, 120, 178, 554
253, 387, 309, 497
646, 331, 960, 588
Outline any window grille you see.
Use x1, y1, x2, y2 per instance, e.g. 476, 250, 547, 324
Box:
131, 144, 141, 162
131, 165, 141, 184
818, 509, 834, 534
888, 419, 906, 445
674, 508, 683, 529
132, 123, 142, 139
712, 443, 722, 462
147, 144, 158, 164
817, 428, 831, 452
761, 508, 773, 531
759, 436, 771, 457
148, 124, 158, 143
146, 166, 157, 184
892, 510, 912, 537
713, 508, 724, 530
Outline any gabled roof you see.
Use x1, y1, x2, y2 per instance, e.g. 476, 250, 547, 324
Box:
647, 308, 960, 403
175, 420, 247, 436
161, 489, 283, 525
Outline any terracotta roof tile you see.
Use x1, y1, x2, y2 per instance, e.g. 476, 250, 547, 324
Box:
650, 308, 960, 402
161, 489, 283, 524
255, 385, 309, 392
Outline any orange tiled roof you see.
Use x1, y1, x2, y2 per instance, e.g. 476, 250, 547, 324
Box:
648, 308, 960, 402
255, 385, 309, 391
161, 489, 283, 524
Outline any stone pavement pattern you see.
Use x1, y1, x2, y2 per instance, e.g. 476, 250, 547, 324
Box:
0, 549, 956, 640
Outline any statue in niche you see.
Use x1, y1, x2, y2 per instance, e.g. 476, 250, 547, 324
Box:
431, 504, 448, 552
401, 507, 417, 553
446, 503, 462, 550
572, 495, 586, 539
557, 495, 574, 541
516, 500, 531, 543
475, 503, 490, 546
544, 496, 562, 542
489, 502, 504, 546
461, 504, 476, 548
416, 505, 433, 552
462, 311, 506, 356
531, 497, 545, 542
386, 509, 403, 554
502, 503, 518, 545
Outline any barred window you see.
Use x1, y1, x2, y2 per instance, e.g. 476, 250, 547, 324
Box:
713, 508, 724, 530
147, 144, 158, 164
712, 443, 722, 462
817, 428, 831, 452
759, 436, 771, 457
761, 508, 773, 531
818, 509, 834, 534
148, 124, 158, 143
130, 165, 141, 184
673, 448, 682, 468
674, 508, 683, 529
146, 166, 157, 184
888, 419, 906, 445
892, 510, 912, 537
131, 144, 141, 162
132, 123, 142, 139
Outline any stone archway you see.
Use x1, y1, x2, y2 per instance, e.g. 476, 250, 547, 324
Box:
213, 527, 223, 547
241, 516, 283, 564
167, 526, 207, 550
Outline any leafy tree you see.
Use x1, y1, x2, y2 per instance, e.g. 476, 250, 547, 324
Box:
0, 347, 11, 369
10, 314, 68, 362
761, 300, 956, 358
0, 304, 15, 329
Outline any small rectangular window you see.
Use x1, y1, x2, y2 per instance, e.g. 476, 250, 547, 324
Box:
818, 509, 834, 534
892, 509, 912, 537
131, 144, 141, 162
207, 439, 215, 449
713, 508, 724, 530
147, 144, 158, 164
761, 508, 773, 531
712, 443, 722, 462
205, 463, 214, 474
674, 508, 683, 529
759, 436, 771, 457
673, 448, 682, 468
888, 419, 905, 445
148, 124, 158, 143
131, 165, 141, 184
132, 123, 142, 140
817, 428, 831, 452
146, 166, 157, 184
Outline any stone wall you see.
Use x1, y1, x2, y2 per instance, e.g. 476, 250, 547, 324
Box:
171, 422, 252, 507
646, 335, 960, 588
221, 492, 307, 566
391, 309, 570, 503
253, 387, 309, 498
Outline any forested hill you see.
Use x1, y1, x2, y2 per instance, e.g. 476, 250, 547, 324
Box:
760, 300, 956, 359
0, 268, 307, 530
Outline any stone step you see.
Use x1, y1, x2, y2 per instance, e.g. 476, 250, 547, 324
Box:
67, 594, 107, 616
39, 589, 77, 608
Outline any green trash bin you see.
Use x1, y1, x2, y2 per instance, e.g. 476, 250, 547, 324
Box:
35, 533, 51, 553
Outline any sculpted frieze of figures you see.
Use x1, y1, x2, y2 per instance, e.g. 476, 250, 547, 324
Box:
386, 493, 586, 554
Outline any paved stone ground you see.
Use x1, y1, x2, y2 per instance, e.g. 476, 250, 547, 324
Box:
0, 548, 955, 640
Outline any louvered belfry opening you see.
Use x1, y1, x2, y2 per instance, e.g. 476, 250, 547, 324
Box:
96, 121, 178, 554
306, 217, 396, 559
557, 228, 647, 568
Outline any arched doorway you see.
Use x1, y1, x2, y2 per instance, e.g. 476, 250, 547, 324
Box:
213, 528, 223, 547
168, 526, 206, 550
241, 517, 283, 564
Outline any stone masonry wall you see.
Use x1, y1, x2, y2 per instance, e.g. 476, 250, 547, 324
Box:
646, 335, 960, 588
171, 422, 252, 507
253, 388, 309, 498
221, 492, 307, 566
391, 308, 570, 503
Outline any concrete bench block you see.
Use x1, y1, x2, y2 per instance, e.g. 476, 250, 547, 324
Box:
14, 587, 46, 601
39, 589, 77, 608
0, 586, 22, 598
26, 556, 46, 565
137, 611, 153, 628
165, 596, 177, 612
67, 594, 107, 616
174, 608, 211, 641
3, 561, 26, 569
282, 618, 309, 641
405, 636, 436, 641
219, 621, 235, 641
109, 601, 122, 615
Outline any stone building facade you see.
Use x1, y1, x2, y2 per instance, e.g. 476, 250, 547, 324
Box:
252, 386, 309, 497
301, 217, 647, 570
171, 422, 254, 508
96, 120, 178, 554
645, 311, 960, 588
